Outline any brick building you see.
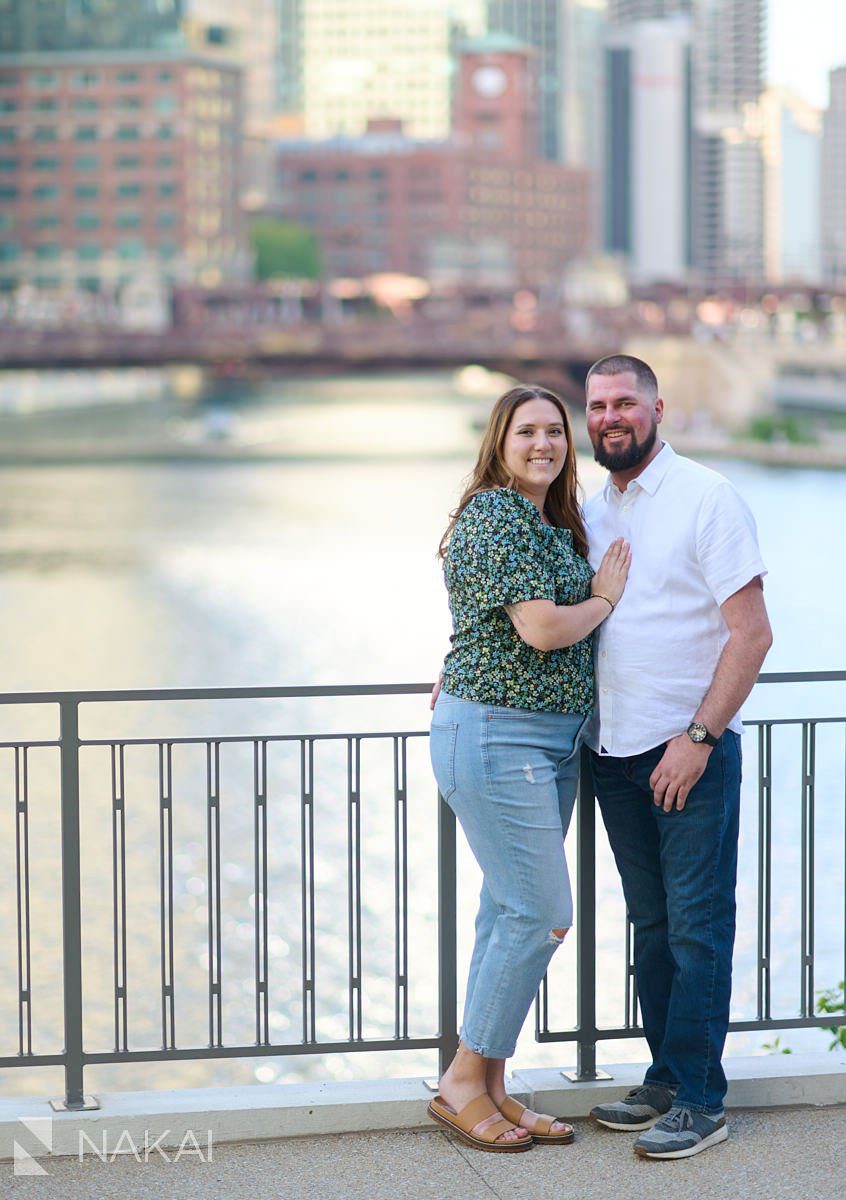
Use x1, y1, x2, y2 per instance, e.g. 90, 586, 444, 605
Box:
274, 38, 591, 289
0, 50, 250, 296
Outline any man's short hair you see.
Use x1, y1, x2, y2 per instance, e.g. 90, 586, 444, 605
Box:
586, 354, 658, 400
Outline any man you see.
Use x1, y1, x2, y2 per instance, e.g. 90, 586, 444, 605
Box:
583, 354, 772, 1159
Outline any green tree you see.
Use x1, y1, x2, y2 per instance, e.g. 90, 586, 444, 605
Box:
249, 219, 320, 281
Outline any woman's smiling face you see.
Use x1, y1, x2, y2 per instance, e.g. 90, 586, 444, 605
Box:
501, 397, 567, 501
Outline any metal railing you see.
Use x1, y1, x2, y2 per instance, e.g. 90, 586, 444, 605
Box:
0, 674, 844, 1109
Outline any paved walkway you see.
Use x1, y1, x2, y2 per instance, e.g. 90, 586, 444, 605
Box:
6, 1106, 845, 1200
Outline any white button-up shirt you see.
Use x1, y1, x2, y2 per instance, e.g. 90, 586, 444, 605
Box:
584, 443, 767, 757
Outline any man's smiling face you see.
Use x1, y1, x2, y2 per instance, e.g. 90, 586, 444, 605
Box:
586, 370, 664, 474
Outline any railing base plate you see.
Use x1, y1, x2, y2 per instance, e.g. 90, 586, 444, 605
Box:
49, 1095, 100, 1112
561, 1069, 613, 1082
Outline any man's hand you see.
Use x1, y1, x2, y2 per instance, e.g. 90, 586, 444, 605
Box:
649, 734, 712, 811
430, 671, 444, 711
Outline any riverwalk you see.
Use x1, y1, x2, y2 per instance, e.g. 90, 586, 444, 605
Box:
6, 1105, 845, 1200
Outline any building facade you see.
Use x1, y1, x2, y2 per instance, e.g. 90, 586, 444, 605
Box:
275, 44, 589, 287
485, 0, 565, 160
301, 0, 484, 141
760, 87, 821, 284
822, 65, 846, 288
0, 51, 249, 295
604, 16, 693, 284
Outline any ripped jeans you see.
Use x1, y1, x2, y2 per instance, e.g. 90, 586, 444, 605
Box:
430, 691, 587, 1059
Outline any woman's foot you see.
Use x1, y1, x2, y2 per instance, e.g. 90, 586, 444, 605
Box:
440, 1052, 529, 1144
485, 1062, 571, 1139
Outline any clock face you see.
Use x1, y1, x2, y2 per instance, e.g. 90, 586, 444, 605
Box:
472, 65, 507, 99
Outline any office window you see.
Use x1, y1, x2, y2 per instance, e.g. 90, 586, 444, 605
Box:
117, 125, 139, 141
116, 211, 141, 229
0, 185, 18, 199
158, 242, 177, 258
0, 158, 18, 172
72, 97, 99, 111
34, 214, 60, 229
77, 245, 100, 259
157, 182, 177, 198
116, 183, 141, 198
0, 128, 15, 142
74, 126, 98, 141
74, 155, 99, 170
157, 125, 174, 140
116, 72, 140, 84
29, 73, 58, 89
156, 72, 174, 84
116, 154, 140, 169
0, 243, 21, 260
116, 239, 143, 259
0, 76, 16, 89
156, 211, 176, 228
35, 243, 61, 259
77, 276, 101, 291
73, 72, 100, 88
33, 98, 58, 111
75, 213, 100, 230
0, 99, 16, 112
74, 184, 98, 199
33, 157, 59, 170
117, 96, 142, 110
34, 275, 61, 287
33, 127, 57, 141
154, 94, 176, 113
156, 154, 174, 168
0, 212, 15, 230
33, 184, 59, 199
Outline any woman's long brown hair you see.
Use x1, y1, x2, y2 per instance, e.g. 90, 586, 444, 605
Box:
439, 384, 588, 560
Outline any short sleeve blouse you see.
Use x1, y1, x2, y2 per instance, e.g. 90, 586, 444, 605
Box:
441, 488, 595, 713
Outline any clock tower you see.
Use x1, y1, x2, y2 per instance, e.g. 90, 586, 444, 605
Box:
454, 34, 539, 162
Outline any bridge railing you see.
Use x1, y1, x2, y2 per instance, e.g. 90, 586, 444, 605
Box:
0, 674, 843, 1109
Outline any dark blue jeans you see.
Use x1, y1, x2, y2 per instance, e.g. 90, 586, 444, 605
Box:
590, 732, 741, 1115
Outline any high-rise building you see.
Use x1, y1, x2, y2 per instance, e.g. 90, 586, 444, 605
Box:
485, 0, 565, 160
603, 16, 693, 283
822, 66, 846, 288
0, 0, 184, 53
760, 88, 821, 284
301, 0, 485, 141
689, 0, 765, 282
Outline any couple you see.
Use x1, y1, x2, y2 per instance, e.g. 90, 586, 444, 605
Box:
428, 354, 772, 1160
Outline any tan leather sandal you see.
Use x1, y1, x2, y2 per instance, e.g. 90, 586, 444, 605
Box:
427, 1092, 534, 1153
499, 1094, 575, 1145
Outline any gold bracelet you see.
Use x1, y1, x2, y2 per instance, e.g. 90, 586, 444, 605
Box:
592, 592, 614, 613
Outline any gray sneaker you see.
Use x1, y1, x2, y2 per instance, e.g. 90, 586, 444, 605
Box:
590, 1083, 677, 1131
633, 1105, 728, 1159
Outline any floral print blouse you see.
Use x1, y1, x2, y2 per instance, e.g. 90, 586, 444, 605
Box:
441, 488, 595, 713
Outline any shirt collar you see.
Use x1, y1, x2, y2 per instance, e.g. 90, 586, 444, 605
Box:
602, 441, 675, 500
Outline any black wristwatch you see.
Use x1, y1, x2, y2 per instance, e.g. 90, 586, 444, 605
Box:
686, 721, 718, 748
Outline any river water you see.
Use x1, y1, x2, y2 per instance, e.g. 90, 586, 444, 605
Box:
0, 368, 843, 1099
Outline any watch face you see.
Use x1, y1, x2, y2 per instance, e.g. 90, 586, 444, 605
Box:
472, 65, 507, 99
688, 722, 707, 742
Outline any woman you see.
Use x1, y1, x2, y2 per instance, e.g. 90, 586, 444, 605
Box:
428, 385, 629, 1153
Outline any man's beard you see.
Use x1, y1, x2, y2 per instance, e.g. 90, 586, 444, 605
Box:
593, 421, 658, 472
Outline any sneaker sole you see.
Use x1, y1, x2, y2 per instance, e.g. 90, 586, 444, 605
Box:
591, 1113, 662, 1132
634, 1124, 728, 1159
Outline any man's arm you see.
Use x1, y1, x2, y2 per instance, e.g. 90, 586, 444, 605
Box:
649, 578, 773, 811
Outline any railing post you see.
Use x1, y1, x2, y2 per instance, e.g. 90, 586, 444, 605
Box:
437, 790, 458, 1078
52, 699, 98, 1111
563, 747, 610, 1082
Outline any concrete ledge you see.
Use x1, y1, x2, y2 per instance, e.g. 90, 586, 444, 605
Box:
516, 1052, 846, 1118
1, 1054, 844, 1162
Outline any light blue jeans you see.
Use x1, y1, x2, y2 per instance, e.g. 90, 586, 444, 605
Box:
430, 691, 587, 1059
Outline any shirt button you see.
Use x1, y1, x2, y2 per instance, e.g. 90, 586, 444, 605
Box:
602, 688, 608, 694
601, 651, 607, 658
